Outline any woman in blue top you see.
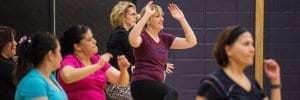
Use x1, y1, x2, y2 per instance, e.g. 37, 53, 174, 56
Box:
14, 32, 67, 100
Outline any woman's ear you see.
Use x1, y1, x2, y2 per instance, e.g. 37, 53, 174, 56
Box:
225, 45, 232, 57
73, 43, 82, 52
47, 50, 54, 61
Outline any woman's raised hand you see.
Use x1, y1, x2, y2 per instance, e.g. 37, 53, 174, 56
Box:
168, 3, 185, 21
264, 59, 281, 84
144, 1, 156, 17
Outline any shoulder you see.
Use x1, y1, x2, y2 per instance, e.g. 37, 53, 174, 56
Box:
18, 70, 46, 89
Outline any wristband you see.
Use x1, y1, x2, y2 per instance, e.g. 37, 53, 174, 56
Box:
271, 84, 281, 89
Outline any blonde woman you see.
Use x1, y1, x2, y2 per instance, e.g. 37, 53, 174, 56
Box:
129, 1, 197, 100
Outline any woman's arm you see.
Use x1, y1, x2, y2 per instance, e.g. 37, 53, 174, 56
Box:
168, 3, 197, 49
60, 53, 112, 84
128, 1, 155, 48
264, 59, 281, 100
106, 55, 130, 86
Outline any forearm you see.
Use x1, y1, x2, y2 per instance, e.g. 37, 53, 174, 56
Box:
61, 63, 105, 84
129, 13, 150, 47
270, 88, 281, 100
117, 68, 130, 86
178, 18, 197, 46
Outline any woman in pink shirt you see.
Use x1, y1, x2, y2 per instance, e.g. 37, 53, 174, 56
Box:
57, 25, 130, 100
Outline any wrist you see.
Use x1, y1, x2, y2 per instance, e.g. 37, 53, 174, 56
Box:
270, 84, 281, 89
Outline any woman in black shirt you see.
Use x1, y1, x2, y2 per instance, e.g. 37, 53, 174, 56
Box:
197, 25, 281, 100
0, 26, 17, 99
107, 1, 136, 76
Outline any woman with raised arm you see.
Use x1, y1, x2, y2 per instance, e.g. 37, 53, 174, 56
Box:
128, 1, 197, 100
196, 25, 281, 100
58, 25, 130, 100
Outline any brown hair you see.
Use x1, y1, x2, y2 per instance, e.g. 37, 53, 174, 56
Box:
0, 25, 16, 53
110, 1, 136, 29
213, 25, 249, 67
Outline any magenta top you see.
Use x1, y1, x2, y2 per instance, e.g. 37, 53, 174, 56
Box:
57, 54, 111, 100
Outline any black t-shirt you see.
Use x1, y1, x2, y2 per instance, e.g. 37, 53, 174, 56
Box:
0, 55, 16, 99
106, 27, 135, 76
198, 69, 266, 100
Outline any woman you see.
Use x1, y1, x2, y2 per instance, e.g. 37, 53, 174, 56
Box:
128, 1, 197, 100
0, 25, 17, 99
58, 25, 130, 100
196, 25, 281, 100
107, 1, 136, 77
14, 32, 67, 100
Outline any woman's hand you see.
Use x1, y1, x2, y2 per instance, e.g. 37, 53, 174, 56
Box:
166, 63, 175, 74
98, 53, 112, 68
117, 55, 130, 70
264, 59, 281, 84
144, 1, 156, 17
168, 3, 185, 21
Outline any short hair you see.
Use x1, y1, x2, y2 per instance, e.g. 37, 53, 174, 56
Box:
0, 25, 16, 52
110, 1, 136, 29
139, 4, 164, 28
213, 25, 249, 67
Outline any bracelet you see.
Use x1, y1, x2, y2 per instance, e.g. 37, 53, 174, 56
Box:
270, 84, 281, 89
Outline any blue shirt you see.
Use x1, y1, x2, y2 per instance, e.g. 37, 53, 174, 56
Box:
15, 69, 67, 100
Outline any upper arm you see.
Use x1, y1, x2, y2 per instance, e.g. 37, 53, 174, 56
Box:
59, 65, 75, 83
129, 35, 142, 48
105, 67, 120, 85
170, 37, 196, 49
19, 78, 48, 99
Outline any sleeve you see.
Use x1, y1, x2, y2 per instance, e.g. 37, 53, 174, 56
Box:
18, 77, 48, 99
60, 55, 77, 69
197, 79, 220, 99
161, 32, 176, 48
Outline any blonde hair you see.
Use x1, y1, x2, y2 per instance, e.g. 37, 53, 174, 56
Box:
139, 5, 164, 28
110, 1, 136, 29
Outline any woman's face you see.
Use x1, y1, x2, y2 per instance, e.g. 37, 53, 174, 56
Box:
147, 12, 164, 30
123, 7, 137, 28
226, 32, 255, 66
77, 29, 98, 56
1, 34, 17, 58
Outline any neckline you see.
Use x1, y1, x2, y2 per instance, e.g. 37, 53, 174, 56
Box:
144, 31, 160, 44
220, 69, 253, 93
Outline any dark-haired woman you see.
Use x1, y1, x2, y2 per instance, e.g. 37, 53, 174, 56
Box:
0, 25, 17, 99
14, 32, 67, 100
58, 25, 130, 100
196, 25, 281, 100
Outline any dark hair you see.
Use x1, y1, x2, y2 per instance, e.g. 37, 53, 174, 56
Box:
213, 25, 249, 67
60, 25, 90, 57
13, 32, 58, 84
0, 25, 16, 52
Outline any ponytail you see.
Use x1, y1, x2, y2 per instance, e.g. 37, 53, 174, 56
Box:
13, 36, 33, 84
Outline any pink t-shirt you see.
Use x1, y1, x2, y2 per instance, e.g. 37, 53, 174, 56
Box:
57, 54, 111, 100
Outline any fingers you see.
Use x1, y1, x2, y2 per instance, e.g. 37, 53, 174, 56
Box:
101, 53, 112, 62
117, 55, 130, 67
146, 1, 154, 7
264, 59, 280, 70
